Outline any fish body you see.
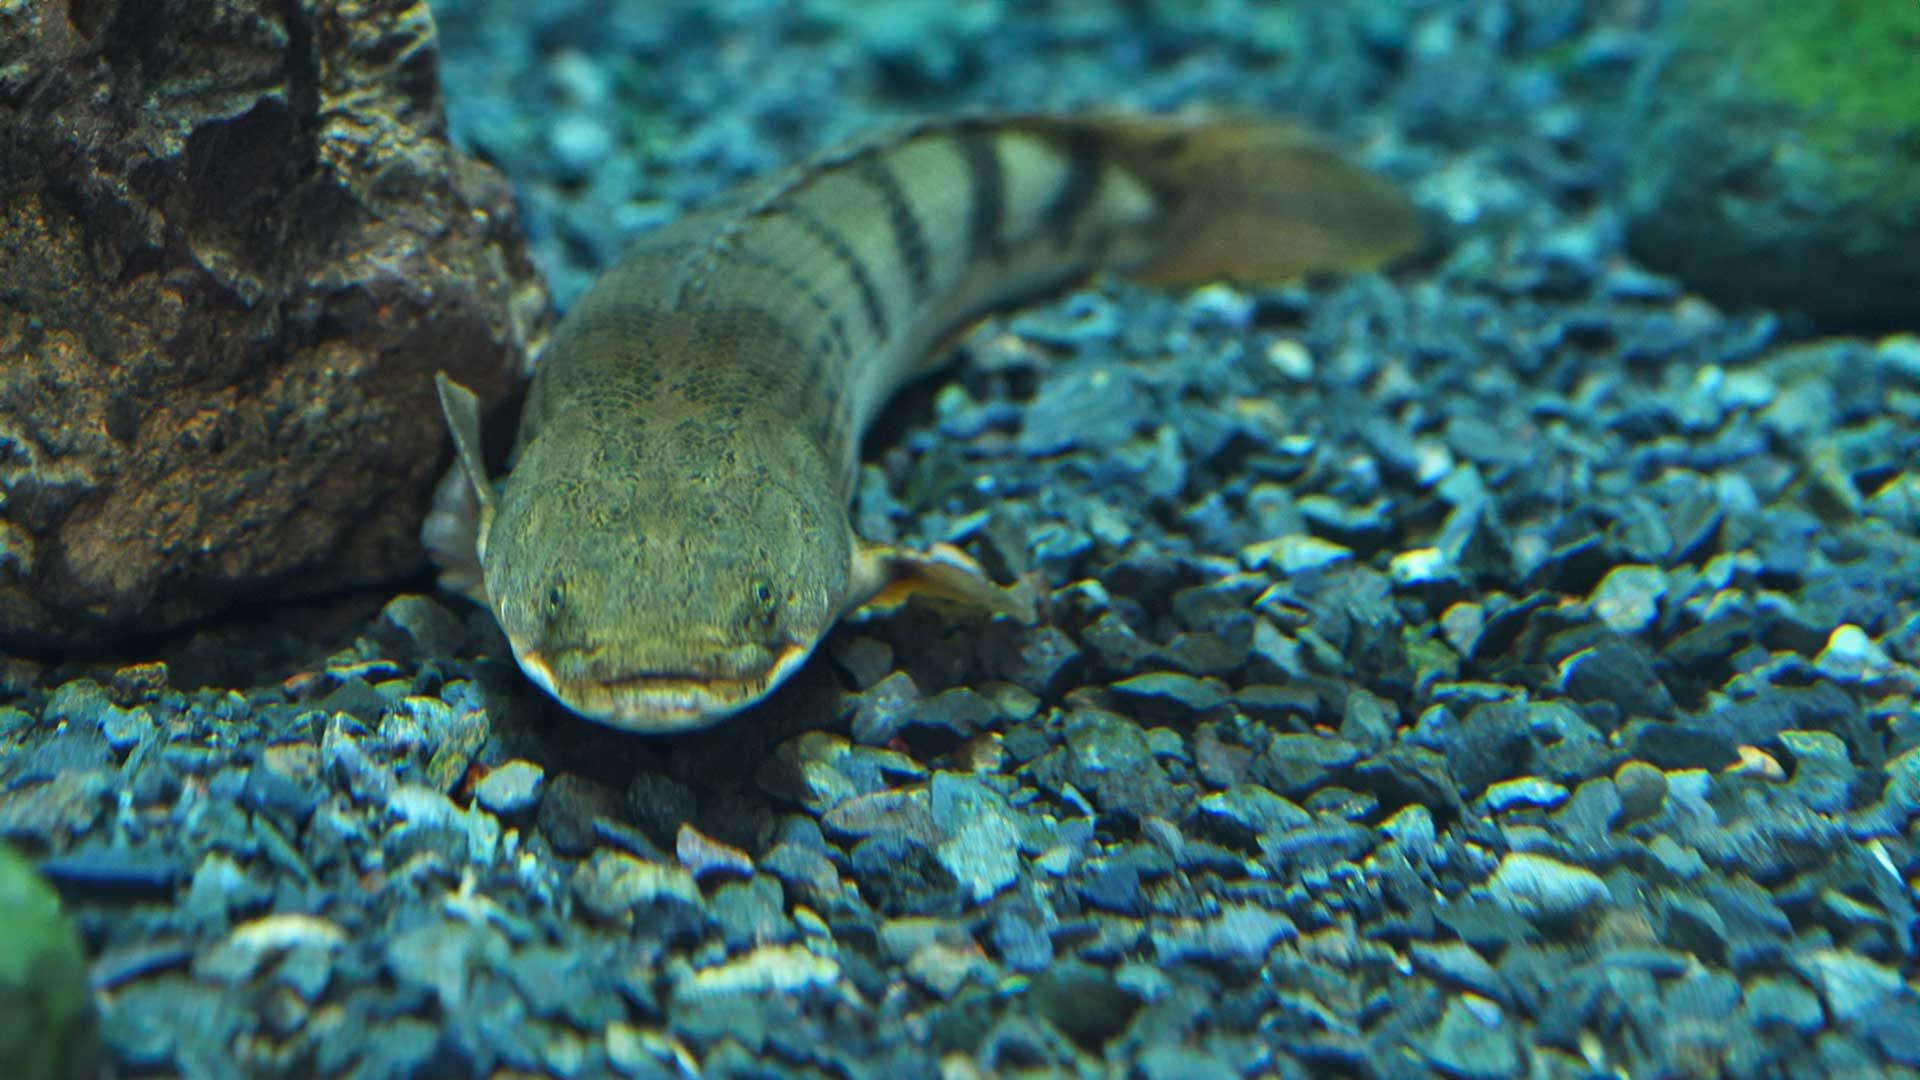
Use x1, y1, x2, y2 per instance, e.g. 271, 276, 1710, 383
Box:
428, 114, 1420, 732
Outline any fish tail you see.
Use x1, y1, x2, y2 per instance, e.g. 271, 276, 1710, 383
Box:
1056, 114, 1424, 286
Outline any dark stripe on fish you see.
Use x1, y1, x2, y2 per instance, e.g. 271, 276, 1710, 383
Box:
785, 203, 892, 344
727, 242, 855, 362
1043, 127, 1104, 249
954, 129, 1007, 263
858, 155, 933, 302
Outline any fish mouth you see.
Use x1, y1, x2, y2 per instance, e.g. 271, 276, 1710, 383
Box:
510, 639, 817, 733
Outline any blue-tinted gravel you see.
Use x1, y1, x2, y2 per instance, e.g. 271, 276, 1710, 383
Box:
3, 1, 1919, 1078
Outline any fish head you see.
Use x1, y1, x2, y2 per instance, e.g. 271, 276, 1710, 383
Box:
481, 416, 851, 732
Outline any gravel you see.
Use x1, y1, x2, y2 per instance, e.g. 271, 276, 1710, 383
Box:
3, 0, 1919, 1077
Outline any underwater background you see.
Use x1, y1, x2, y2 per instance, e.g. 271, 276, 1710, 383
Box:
2, 0, 1918, 1076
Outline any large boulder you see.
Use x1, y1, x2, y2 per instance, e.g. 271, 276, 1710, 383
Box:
1623, 0, 1920, 332
0, 0, 549, 648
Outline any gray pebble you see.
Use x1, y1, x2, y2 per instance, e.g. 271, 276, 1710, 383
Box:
1795, 948, 1902, 1025
1150, 903, 1296, 966
375, 594, 467, 659
1481, 776, 1569, 813
474, 759, 546, 817
1588, 564, 1666, 635
1423, 997, 1521, 1080
1485, 852, 1610, 921
1109, 671, 1229, 721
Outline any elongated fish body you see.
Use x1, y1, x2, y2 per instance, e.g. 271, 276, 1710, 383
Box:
428, 114, 1421, 732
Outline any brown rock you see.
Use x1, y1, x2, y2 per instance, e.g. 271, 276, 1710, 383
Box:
0, 0, 549, 648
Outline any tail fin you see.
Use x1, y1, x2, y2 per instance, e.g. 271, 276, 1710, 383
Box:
1062, 114, 1423, 287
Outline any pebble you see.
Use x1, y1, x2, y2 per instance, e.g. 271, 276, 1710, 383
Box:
571, 851, 700, 924
1481, 776, 1569, 813
905, 940, 996, 998
1240, 534, 1353, 574
1816, 624, 1895, 684
1795, 949, 1902, 1025
1589, 564, 1667, 634
1613, 760, 1669, 823
674, 945, 840, 999
8, 4, 1915, 1077
473, 759, 546, 816
37, 847, 182, 901
1423, 997, 1520, 1080
374, 594, 467, 659
1150, 903, 1296, 966
676, 823, 755, 883
1109, 671, 1229, 720
929, 772, 1021, 902
1196, 785, 1312, 842
1485, 852, 1610, 921
195, 914, 346, 983
1411, 940, 1506, 1003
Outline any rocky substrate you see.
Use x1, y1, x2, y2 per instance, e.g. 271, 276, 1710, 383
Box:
2, 1, 1917, 1077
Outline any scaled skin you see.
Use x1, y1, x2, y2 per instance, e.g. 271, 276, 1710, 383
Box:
478, 313, 856, 731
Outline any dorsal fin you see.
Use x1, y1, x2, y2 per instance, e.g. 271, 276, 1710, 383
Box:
434, 372, 498, 519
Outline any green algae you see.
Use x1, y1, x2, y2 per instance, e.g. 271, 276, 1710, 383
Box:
0, 843, 97, 1080
1666, 0, 1920, 208
1623, 0, 1920, 330
1711, 0, 1920, 136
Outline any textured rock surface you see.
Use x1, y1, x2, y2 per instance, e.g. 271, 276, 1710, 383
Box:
1622, 0, 1920, 331
0, 0, 549, 647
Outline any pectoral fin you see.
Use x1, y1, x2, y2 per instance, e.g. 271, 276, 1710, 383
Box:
848, 541, 1040, 624
434, 372, 498, 520
425, 372, 498, 606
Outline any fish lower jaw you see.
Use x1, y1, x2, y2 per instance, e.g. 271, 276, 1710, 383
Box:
512, 642, 815, 733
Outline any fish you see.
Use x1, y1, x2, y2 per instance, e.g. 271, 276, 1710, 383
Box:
424, 113, 1421, 732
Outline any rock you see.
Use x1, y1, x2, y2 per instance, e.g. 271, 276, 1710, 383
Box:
1023, 963, 1142, 1052
1108, 672, 1230, 722
0, 0, 549, 647
928, 772, 1021, 903
1739, 976, 1822, 1033
1613, 760, 1669, 824
1037, 708, 1180, 820
1410, 941, 1506, 1003
989, 909, 1054, 972
1150, 903, 1296, 967
708, 877, 790, 953
1623, 0, 1920, 330
1815, 624, 1895, 684
195, 913, 347, 984
1017, 362, 1151, 456
107, 661, 169, 705
37, 846, 183, 901
374, 594, 468, 660
536, 773, 624, 856
1480, 776, 1569, 813
1588, 564, 1666, 635
1485, 852, 1609, 922
675, 823, 755, 884
673, 944, 839, 999
473, 759, 546, 817
0, 843, 99, 1080
1794, 949, 1902, 1025
1423, 997, 1521, 1080
904, 941, 995, 999
570, 850, 700, 925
